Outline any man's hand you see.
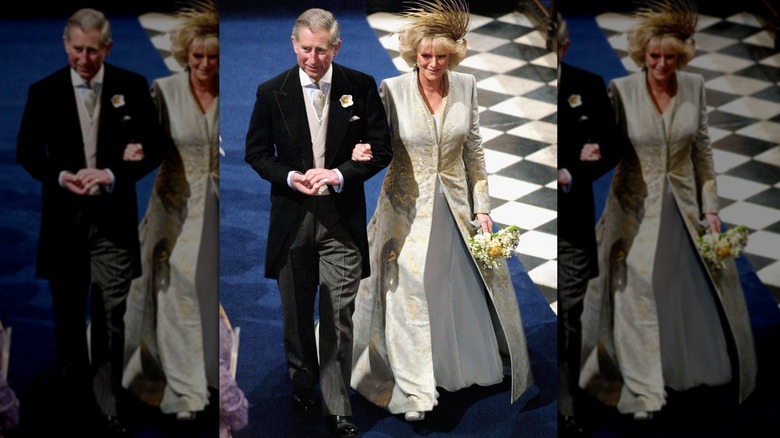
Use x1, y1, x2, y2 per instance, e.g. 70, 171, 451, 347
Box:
351, 143, 372, 162
76, 168, 112, 192
62, 171, 88, 195
558, 169, 570, 186
123, 143, 144, 161
290, 172, 317, 195
580, 143, 601, 161
304, 168, 338, 191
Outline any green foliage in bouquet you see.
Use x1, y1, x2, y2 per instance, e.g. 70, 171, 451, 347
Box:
467, 225, 521, 269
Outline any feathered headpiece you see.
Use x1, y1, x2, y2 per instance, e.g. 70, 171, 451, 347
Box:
168, 0, 219, 69
173, 0, 219, 36
632, 0, 698, 42
399, 0, 470, 43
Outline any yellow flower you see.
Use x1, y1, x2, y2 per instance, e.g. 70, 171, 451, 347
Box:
716, 245, 732, 258
488, 245, 503, 258
340, 95, 353, 108
111, 94, 125, 108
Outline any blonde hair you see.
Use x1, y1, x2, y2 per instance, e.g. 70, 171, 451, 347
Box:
399, 32, 467, 69
170, 0, 219, 68
396, 0, 469, 69
627, 29, 695, 68
626, 0, 697, 69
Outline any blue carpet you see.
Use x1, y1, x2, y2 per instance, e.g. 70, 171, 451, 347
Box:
0, 13, 218, 437
564, 13, 780, 436
219, 2, 556, 437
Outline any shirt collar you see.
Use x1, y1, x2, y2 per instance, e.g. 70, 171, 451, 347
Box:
71, 64, 105, 94
298, 64, 333, 94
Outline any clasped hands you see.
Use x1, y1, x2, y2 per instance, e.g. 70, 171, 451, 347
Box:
291, 168, 339, 195
62, 168, 111, 195
290, 141, 375, 195
62, 141, 145, 195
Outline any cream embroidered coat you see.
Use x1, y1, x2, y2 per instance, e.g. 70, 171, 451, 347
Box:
123, 70, 220, 413
579, 70, 757, 413
350, 70, 533, 413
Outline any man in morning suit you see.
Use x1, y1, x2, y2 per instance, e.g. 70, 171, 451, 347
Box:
16, 8, 164, 436
556, 12, 621, 436
244, 7, 392, 438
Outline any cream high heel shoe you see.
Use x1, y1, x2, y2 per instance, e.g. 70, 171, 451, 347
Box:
633, 410, 653, 421
404, 411, 425, 421
176, 411, 196, 421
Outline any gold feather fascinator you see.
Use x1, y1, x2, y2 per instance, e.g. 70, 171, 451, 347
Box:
173, 0, 219, 35
632, 0, 698, 42
168, 0, 219, 68
399, 0, 470, 43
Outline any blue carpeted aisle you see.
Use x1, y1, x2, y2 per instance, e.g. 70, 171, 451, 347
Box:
0, 11, 218, 438
219, 1, 556, 437
564, 12, 780, 436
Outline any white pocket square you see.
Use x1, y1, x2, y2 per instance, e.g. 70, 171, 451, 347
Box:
349, 115, 361, 122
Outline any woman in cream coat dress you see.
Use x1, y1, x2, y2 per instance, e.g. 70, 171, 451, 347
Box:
349, 0, 533, 421
122, 2, 219, 419
578, 1, 756, 419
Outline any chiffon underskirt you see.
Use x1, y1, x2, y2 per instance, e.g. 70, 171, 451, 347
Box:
424, 179, 503, 392
652, 180, 731, 391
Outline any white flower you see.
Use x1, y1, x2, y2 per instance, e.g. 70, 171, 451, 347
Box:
696, 225, 749, 269
467, 225, 521, 269
568, 94, 582, 108
340, 95, 353, 108
111, 94, 125, 108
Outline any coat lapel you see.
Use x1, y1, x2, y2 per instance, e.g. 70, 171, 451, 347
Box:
55, 67, 88, 165
96, 64, 115, 156
324, 64, 353, 168
275, 66, 312, 169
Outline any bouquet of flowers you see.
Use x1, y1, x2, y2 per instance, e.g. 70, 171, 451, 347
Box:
467, 225, 521, 269
696, 225, 749, 269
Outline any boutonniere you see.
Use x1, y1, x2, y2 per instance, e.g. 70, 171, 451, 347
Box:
568, 94, 582, 108
111, 94, 125, 108
340, 95, 353, 108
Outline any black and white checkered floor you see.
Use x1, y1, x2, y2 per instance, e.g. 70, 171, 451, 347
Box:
595, 9, 780, 304
367, 10, 560, 308
140, 5, 780, 311
138, 11, 185, 75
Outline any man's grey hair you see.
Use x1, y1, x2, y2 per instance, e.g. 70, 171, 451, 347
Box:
63, 8, 112, 47
292, 8, 340, 47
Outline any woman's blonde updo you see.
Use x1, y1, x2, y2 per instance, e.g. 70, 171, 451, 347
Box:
396, 0, 470, 69
626, 0, 698, 69
169, 0, 219, 69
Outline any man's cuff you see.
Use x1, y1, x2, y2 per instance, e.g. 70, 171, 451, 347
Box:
332, 169, 345, 193
58, 171, 67, 187
102, 168, 116, 193
287, 170, 303, 190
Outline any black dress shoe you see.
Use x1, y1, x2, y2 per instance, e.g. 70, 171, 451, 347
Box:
559, 414, 585, 436
326, 415, 358, 437
105, 415, 130, 437
291, 388, 316, 413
